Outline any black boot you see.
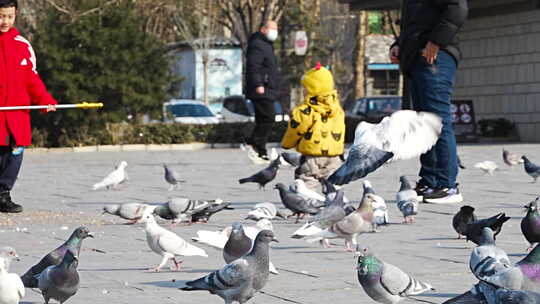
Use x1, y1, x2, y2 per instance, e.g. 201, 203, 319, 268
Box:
0, 191, 22, 213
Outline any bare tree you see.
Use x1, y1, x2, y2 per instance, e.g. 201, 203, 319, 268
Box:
173, 0, 217, 105
354, 11, 368, 99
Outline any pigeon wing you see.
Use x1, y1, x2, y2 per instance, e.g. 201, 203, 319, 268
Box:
328, 144, 393, 185
380, 262, 432, 296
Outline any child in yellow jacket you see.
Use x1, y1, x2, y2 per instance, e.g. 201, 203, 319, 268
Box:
281, 63, 345, 191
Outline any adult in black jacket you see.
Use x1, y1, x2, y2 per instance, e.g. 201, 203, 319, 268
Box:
245, 20, 280, 159
389, 0, 468, 204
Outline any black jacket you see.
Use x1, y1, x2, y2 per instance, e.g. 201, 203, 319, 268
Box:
395, 0, 468, 74
245, 32, 280, 100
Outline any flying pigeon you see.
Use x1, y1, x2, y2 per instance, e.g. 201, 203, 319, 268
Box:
328, 110, 442, 185
465, 213, 511, 245
181, 230, 277, 304
363, 181, 388, 226
522, 156, 540, 183
289, 179, 326, 202
469, 228, 511, 281
37, 250, 79, 304
163, 163, 184, 191
92, 161, 128, 190
356, 247, 434, 303
238, 158, 280, 189
141, 214, 207, 272
452, 205, 477, 239
274, 183, 321, 223
474, 161, 498, 175
21, 227, 93, 288
503, 148, 524, 166
0, 247, 24, 304
521, 197, 540, 251
102, 203, 153, 224
245, 202, 285, 221
152, 197, 210, 224
396, 176, 419, 223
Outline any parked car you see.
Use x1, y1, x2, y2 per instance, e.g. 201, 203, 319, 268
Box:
163, 99, 220, 124
345, 96, 402, 120
221, 95, 289, 123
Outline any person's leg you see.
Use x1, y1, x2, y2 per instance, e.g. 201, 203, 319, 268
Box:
0, 146, 23, 213
250, 98, 275, 157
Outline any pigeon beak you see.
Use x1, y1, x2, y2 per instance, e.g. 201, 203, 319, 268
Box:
88, 232, 95, 238
15, 256, 20, 262
271, 238, 279, 243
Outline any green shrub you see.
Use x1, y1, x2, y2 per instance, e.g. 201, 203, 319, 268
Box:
478, 118, 515, 137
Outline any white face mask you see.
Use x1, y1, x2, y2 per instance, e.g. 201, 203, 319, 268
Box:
265, 29, 278, 42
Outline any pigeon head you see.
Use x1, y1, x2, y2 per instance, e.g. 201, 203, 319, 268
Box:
230, 222, 245, 237
479, 227, 495, 245
356, 247, 382, 276
141, 214, 157, 224
102, 204, 120, 215
0, 246, 19, 270
399, 176, 412, 191
273, 183, 287, 191
255, 230, 278, 244
460, 205, 475, 214
73, 227, 94, 239
255, 219, 273, 231
522, 155, 529, 162
119, 161, 128, 168
362, 180, 374, 194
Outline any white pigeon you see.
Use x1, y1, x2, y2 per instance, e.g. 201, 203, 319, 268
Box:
0, 248, 24, 304
289, 179, 326, 201
329, 110, 442, 185
92, 161, 128, 190
141, 214, 207, 272
474, 160, 498, 175
191, 219, 278, 274
246, 202, 284, 221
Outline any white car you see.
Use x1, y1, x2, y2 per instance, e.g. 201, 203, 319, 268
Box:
163, 99, 220, 124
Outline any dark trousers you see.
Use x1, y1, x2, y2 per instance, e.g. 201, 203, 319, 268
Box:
249, 98, 275, 156
0, 146, 23, 191
410, 51, 458, 188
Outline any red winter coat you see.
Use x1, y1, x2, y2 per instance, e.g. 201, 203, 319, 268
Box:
0, 28, 57, 147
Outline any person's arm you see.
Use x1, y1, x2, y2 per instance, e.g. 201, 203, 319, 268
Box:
246, 42, 266, 94
281, 106, 313, 149
428, 0, 468, 49
24, 44, 57, 111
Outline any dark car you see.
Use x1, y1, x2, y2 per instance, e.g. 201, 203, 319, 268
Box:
221, 95, 288, 122
345, 96, 402, 120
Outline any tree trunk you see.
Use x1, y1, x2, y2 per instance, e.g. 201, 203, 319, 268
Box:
203, 53, 209, 105
354, 10, 368, 99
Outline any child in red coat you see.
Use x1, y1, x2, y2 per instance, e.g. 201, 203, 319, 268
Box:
0, 0, 57, 212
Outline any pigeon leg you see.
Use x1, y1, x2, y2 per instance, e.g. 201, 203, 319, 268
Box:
345, 240, 354, 252
126, 219, 139, 225
148, 256, 169, 272
457, 234, 461, 239
168, 184, 175, 191
295, 214, 301, 224
171, 258, 183, 271
321, 239, 333, 248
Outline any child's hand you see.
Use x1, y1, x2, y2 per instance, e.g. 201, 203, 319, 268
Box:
46, 104, 57, 112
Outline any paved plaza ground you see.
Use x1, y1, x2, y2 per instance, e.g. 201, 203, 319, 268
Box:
1, 143, 540, 304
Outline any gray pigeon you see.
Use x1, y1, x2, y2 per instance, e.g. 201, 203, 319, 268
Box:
469, 228, 511, 281
223, 222, 253, 264
164, 163, 184, 191
152, 197, 210, 224
465, 213, 510, 245
522, 197, 540, 251
102, 203, 153, 224
453, 206, 477, 239
181, 230, 278, 304
191, 199, 234, 223
396, 176, 419, 223
495, 288, 540, 303
356, 247, 434, 304
238, 158, 280, 189
274, 183, 321, 223
37, 249, 79, 304
21, 226, 93, 288
522, 156, 540, 183
503, 149, 523, 166
280, 151, 301, 167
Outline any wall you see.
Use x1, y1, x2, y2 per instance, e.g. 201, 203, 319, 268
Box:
194, 48, 243, 101
171, 50, 196, 99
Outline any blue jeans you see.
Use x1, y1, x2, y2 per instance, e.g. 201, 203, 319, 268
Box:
410, 50, 458, 189
0, 146, 23, 191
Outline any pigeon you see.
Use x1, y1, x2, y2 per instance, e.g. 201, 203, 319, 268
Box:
102, 203, 153, 224
152, 197, 210, 224
503, 148, 524, 166
164, 163, 184, 191
305, 199, 374, 251
396, 176, 419, 223
328, 110, 442, 185
522, 156, 540, 183
363, 181, 388, 226
281, 151, 302, 167
37, 250, 79, 304
495, 288, 540, 303
92, 160, 128, 190
192, 219, 274, 249
522, 197, 540, 251
465, 213, 511, 245
0, 247, 24, 304
245, 202, 285, 221
320, 177, 338, 195
441, 290, 484, 304
289, 179, 326, 202
222, 222, 279, 274
191, 200, 234, 223
21, 226, 93, 288
356, 247, 434, 304
181, 230, 277, 304
142, 214, 207, 272
474, 161, 498, 175
452, 205, 477, 239
469, 228, 511, 281
238, 158, 280, 189
274, 183, 321, 223
458, 155, 466, 169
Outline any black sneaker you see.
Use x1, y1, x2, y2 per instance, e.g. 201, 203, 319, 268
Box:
414, 183, 433, 201
0, 191, 23, 213
423, 186, 463, 204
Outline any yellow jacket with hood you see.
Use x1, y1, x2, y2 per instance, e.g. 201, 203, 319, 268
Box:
281, 65, 345, 156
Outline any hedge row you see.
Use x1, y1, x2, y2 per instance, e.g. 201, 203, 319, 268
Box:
31, 117, 366, 148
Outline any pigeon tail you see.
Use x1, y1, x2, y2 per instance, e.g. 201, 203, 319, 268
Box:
238, 177, 252, 184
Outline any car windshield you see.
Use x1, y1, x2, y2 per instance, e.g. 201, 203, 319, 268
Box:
366, 98, 401, 114
166, 104, 214, 118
